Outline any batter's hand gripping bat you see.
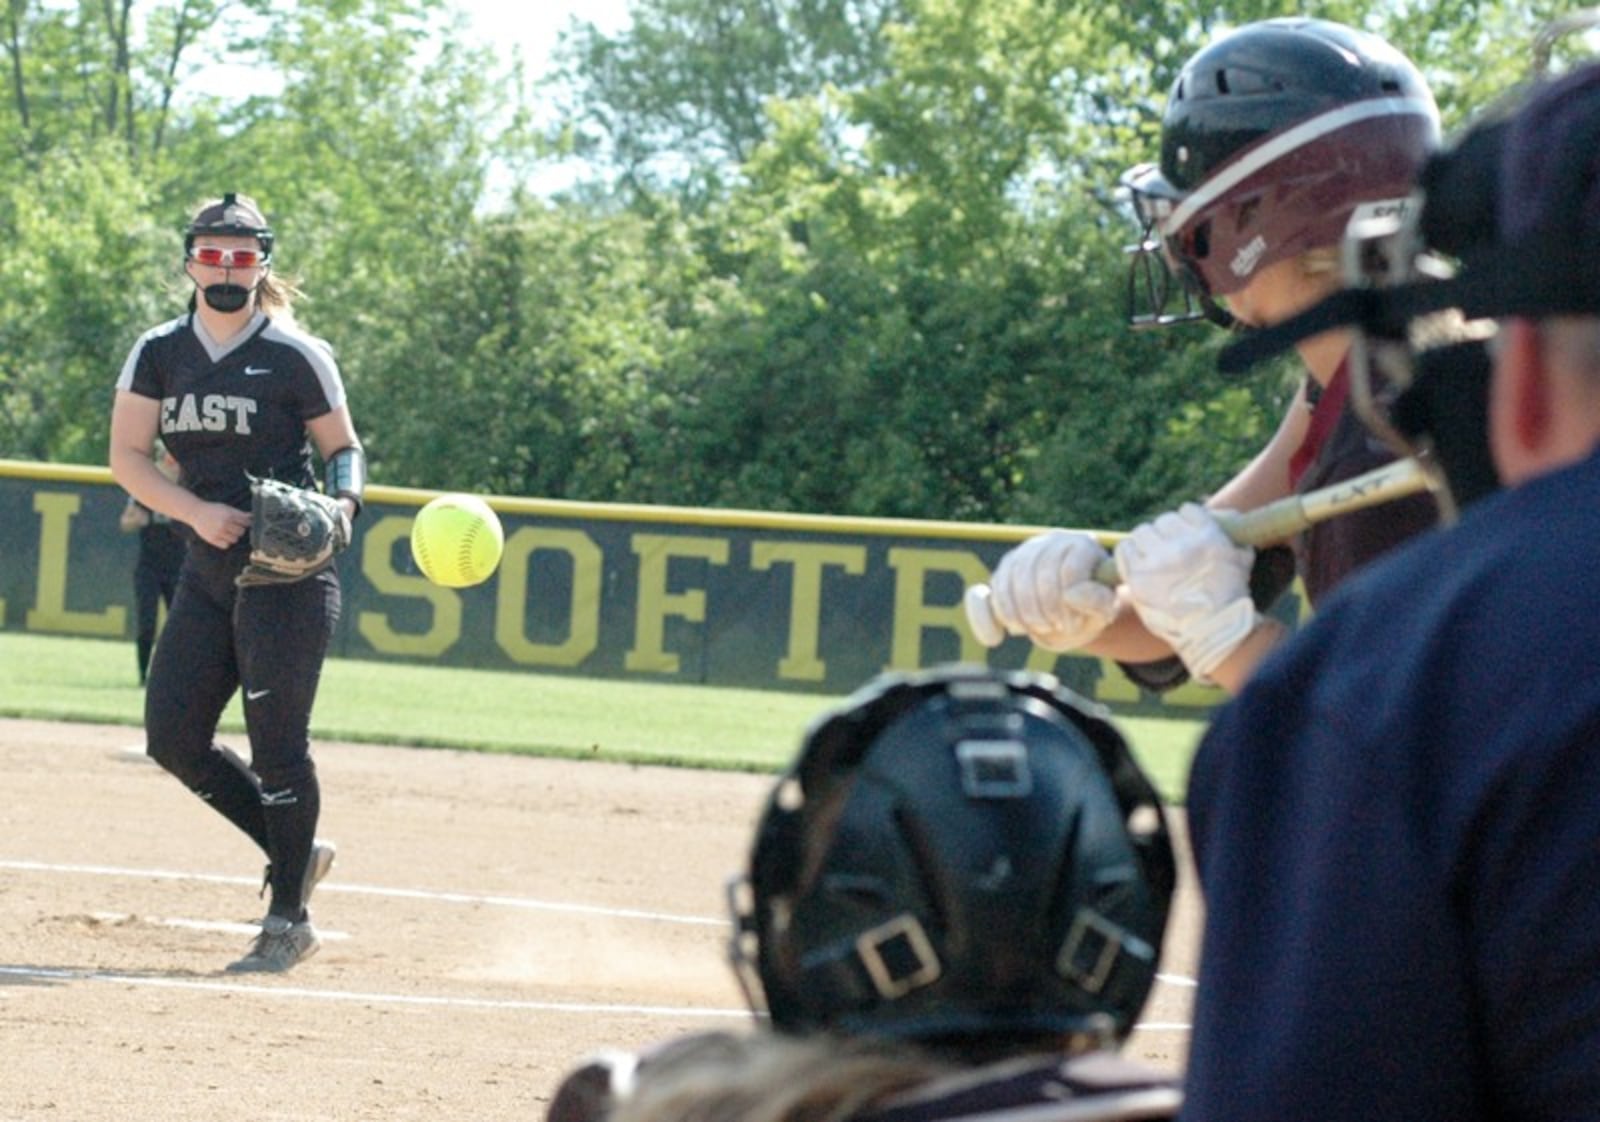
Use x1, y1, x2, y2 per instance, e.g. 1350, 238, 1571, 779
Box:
964, 457, 1433, 648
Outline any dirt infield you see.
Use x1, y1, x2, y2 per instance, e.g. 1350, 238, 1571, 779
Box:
0, 717, 1201, 1121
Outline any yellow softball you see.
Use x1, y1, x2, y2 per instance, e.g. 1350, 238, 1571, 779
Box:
410, 494, 505, 588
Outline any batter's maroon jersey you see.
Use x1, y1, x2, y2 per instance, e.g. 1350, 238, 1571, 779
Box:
1119, 357, 1440, 692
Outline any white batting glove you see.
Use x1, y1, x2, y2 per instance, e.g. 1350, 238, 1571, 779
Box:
1114, 503, 1257, 681
988, 531, 1118, 651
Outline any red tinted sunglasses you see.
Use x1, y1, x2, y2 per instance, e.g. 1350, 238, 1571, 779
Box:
189, 245, 267, 268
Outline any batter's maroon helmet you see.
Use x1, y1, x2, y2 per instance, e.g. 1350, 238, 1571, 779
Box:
1124, 18, 1440, 328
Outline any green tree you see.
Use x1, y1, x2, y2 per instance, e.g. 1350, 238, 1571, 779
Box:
0, 141, 169, 460
607, 0, 1278, 522
0, 0, 525, 481
547, 0, 908, 196
566, 0, 1569, 524
357, 201, 700, 500
0, 0, 259, 163
0, 0, 1576, 536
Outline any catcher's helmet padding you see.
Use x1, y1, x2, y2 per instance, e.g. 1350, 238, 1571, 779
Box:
732, 666, 1175, 1048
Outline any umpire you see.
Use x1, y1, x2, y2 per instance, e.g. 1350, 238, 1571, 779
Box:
1172, 60, 1600, 1120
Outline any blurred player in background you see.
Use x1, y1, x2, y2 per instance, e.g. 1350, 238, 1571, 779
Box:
547, 665, 1182, 1122
1180, 59, 1600, 1119
118, 440, 185, 686
983, 18, 1448, 694
108, 193, 365, 973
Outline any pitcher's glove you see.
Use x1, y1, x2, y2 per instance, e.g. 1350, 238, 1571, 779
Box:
237, 476, 351, 588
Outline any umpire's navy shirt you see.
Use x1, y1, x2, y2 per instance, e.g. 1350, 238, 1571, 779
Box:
1181, 445, 1600, 1121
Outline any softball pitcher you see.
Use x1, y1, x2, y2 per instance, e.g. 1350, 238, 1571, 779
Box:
108, 193, 366, 973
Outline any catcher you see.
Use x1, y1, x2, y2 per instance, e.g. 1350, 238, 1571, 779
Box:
108, 193, 363, 973
547, 666, 1182, 1122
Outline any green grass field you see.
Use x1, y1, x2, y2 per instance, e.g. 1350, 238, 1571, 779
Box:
0, 631, 1206, 801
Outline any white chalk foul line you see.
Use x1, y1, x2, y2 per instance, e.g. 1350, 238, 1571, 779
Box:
86, 911, 352, 941
2, 859, 1200, 1000
0, 966, 1192, 1031
0, 859, 722, 926
0, 964, 749, 1019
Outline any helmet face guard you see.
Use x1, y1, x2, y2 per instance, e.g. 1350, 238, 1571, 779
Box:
1122, 164, 1235, 329
727, 666, 1175, 1049
183, 192, 275, 314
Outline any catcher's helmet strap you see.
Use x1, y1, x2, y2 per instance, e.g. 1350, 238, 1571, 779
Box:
1057, 907, 1158, 1001
723, 874, 766, 1021
855, 914, 943, 1000
785, 913, 944, 1015
1218, 245, 1600, 376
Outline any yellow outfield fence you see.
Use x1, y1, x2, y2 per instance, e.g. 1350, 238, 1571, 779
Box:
0, 458, 1304, 716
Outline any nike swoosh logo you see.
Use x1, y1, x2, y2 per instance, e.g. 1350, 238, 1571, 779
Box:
246, 688, 272, 701
243, 366, 272, 376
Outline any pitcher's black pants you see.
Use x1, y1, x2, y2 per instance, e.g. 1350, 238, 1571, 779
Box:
144, 541, 339, 922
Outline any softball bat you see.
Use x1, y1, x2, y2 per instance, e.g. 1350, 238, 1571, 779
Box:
965, 457, 1432, 647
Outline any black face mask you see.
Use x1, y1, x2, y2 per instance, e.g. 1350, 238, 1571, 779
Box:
1390, 338, 1502, 510
201, 282, 252, 313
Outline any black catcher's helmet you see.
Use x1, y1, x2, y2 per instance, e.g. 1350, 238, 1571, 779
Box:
728, 666, 1175, 1050
1124, 18, 1439, 327
184, 192, 274, 260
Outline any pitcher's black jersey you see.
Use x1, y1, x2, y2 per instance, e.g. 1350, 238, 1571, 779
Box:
116, 312, 346, 511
